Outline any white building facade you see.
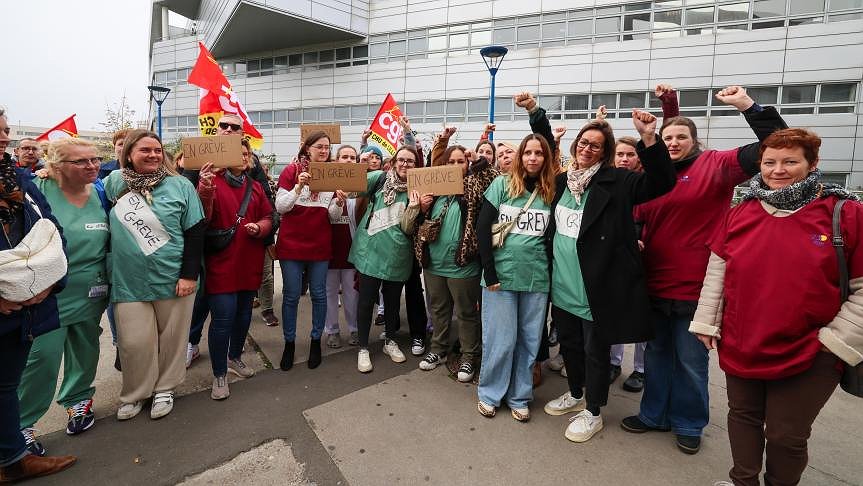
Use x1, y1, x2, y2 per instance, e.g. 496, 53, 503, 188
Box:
149, 0, 863, 188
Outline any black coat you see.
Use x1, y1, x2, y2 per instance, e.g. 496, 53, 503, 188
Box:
544, 140, 676, 344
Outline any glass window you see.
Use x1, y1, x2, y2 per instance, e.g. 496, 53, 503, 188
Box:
473, 21, 491, 29
686, 7, 715, 24
543, 22, 567, 38
619, 92, 646, 108
568, 19, 593, 36
517, 24, 541, 42
746, 86, 779, 104
468, 99, 487, 113
449, 49, 469, 57
781, 106, 815, 114
389, 31, 406, 40
595, 35, 621, 43
679, 110, 707, 117
274, 110, 287, 123
518, 14, 541, 24
819, 106, 855, 113
353, 45, 369, 58
718, 23, 748, 31
447, 100, 465, 115
596, 6, 621, 15
164, 116, 176, 128
428, 36, 447, 50
625, 2, 652, 11
565, 94, 588, 110
782, 84, 817, 103
450, 33, 469, 48
820, 83, 858, 102
718, 2, 750, 22
260, 58, 273, 70
405, 102, 423, 117
449, 24, 469, 32
370, 43, 387, 58
351, 105, 367, 119
790, 0, 824, 14
304, 52, 318, 64
829, 12, 863, 20
389, 40, 406, 56
494, 18, 515, 27
429, 27, 447, 34
538, 95, 562, 111
493, 27, 515, 44
319, 50, 334, 63
494, 97, 512, 114
595, 16, 620, 34
624, 12, 651, 31
679, 89, 709, 106
591, 93, 617, 109
289, 54, 302, 66
543, 12, 566, 21
336, 48, 351, 61
654, 0, 683, 6
353, 60, 368, 66
155, 71, 168, 83
408, 37, 427, 53
302, 108, 319, 121
654, 9, 683, 28
789, 17, 823, 26
318, 107, 334, 122
752, 20, 787, 28
235, 62, 246, 73
570, 9, 592, 19
334, 106, 350, 120
274, 56, 288, 67
543, 39, 567, 47
408, 28, 426, 38
830, 0, 863, 9
259, 111, 273, 123
288, 109, 301, 122
710, 108, 739, 116
426, 101, 445, 115
166, 70, 177, 81
472, 30, 492, 46
754, 0, 788, 18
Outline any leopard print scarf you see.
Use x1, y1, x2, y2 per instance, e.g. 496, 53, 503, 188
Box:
121, 166, 168, 205
382, 169, 407, 206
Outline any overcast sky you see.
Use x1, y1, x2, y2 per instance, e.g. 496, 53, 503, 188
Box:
3, 0, 155, 132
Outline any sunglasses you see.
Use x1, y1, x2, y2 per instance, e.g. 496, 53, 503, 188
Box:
218, 122, 242, 131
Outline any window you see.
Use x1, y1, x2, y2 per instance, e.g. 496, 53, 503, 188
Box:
679, 89, 709, 106
389, 40, 406, 56
369, 43, 387, 58
790, 0, 824, 14
517, 24, 541, 42
247, 59, 260, 71
788, 17, 823, 25
654, 9, 683, 28
289, 54, 302, 66
591, 93, 617, 109
543, 22, 567, 38
754, 0, 788, 19
449, 33, 469, 49
819, 106, 855, 113
625, 2, 652, 11
538, 95, 562, 111
428, 36, 447, 50
446, 100, 465, 116
166, 70, 177, 82
781, 106, 815, 114
426, 101, 445, 116
155, 71, 168, 83
718, 2, 750, 22
259, 111, 273, 123
568, 19, 593, 36
288, 110, 301, 122
830, 0, 863, 9
350, 105, 368, 120
274, 56, 288, 67
353, 45, 368, 58
408, 38, 427, 53
468, 99, 487, 114
318, 107, 334, 122
782, 84, 817, 103
820, 83, 857, 102
274, 111, 287, 124
493, 27, 515, 44
336, 48, 351, 61
304, 52, 318, 64
302, 108, 319, 121
686, 7, 715, 25
565, 94, 588, 110
471, 30, 492, 46
746, 86, 779, 104
260, 58, 273, 71
624, 12, 651, 31
752, 19, 786, 28
494, 97, 513, 114
595, 17, 620, 34
319, 50, 334, 62
619, 92, 646, 108
405, 102, 423, 117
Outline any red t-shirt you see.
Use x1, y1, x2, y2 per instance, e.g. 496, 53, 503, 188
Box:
205, 176, 273, 294
276, 163, 333, 261
711, 196, 863, 379
330, 204, 354, 269
635, 148, 748, 300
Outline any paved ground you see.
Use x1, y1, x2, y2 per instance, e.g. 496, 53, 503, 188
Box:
28, 267, 863, 485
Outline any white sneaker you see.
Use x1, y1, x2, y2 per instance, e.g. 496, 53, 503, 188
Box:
357, 349, 373, 373
410, 338, 425, 356
382, 339, 406, 363
544, 391, 585, 416
547, 353, 565, 371
185, 343, 199, 369
117, 401, 143, 421
419, 352, 444, 371
565, 410, 603, 443
150, 392, 174, 419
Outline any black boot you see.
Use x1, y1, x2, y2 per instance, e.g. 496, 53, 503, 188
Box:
308, 339, 322, 369
280, 341, 295, 370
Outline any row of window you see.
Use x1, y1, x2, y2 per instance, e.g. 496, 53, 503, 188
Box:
160, 82, 858, 132
153, 0, 863, 85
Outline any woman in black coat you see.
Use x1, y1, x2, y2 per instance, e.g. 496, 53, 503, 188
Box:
541, 110, 675, 443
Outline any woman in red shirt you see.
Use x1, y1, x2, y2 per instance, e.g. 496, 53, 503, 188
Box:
198, 139, 273, 400
690, 128, 863, 486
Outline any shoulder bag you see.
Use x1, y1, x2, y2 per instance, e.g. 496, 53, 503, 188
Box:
490, 188, 538, 249
831, 199, 863, 398
204, 176, 254, 254
414, 196, 453, 268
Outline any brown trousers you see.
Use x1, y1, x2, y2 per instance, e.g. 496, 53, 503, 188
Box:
725, 352, 841, 486
115, 294, 195, 404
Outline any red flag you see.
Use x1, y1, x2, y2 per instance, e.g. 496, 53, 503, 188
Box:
187, 42, 264, 149
36, 115, 78, 141
367, 94, 404, 157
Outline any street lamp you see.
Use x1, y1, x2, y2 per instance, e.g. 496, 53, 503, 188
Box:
147, 85, 171, 139
479, 45, 508, 142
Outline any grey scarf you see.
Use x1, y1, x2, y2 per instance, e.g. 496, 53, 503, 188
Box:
566, 162, 601, 204
225, 170, 246, 188
742, 169, 859, 210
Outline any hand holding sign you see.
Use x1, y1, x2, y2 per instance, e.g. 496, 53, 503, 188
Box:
182, 136, 244, 169
406, 165, 464, 196
309, 162, 369, 192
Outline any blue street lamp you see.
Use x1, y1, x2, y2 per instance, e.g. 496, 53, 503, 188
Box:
479, 45, 508, 142
148, 85, 171, 139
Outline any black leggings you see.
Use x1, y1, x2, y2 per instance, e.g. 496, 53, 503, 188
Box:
357, 273, 403, 348
553, 305, 611, 413
403, 261, 429, 341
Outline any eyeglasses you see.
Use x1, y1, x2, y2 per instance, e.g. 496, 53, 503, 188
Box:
576, 139, 603, 153
311, 144, 331, 151
18, 146, 40, 152
218, 122, 242, 131
63, 157, 102, 167
396, 157, 416, 166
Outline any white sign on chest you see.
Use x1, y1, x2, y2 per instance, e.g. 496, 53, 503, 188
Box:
498, 203, 549, 237
367, 202, 405, 236
555, 204, 584, 239
114, 191, 171, 256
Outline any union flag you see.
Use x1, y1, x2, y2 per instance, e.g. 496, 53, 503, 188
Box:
36, 115, 78, 141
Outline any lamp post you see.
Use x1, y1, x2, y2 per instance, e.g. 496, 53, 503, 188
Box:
479, 45, 508, 142
147, 85, 171, 139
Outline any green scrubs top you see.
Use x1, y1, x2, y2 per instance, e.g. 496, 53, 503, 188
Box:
482, 175, 550, 293
103, 172, 204, 302
349, 172, 412, 282
551, 188, 593, 320
35, 179, 109, 325
427, 195, 480, 279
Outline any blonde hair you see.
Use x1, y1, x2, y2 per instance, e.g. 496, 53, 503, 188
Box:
508, 134, 557, 205
45, 137, 96, 174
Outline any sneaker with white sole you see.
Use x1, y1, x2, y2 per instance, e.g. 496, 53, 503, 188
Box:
410, 338, 425, 356
326, 333, 342, 349
357, 349, 373, 373
150, 392, 174, 419
117, 401, 143, 421
457, 361, 475, 382
65, 399, 95, 435
565, 410, 603, 442
419, 352, 444, 371
348, 331, 359, 346
228, 358, 255, 378
211, 375, 230, 400
547, 353, 565, 371
544, 391, 585, 416
383, 339, 406, 363
511, 407, 530, 422
185, 343, 200, 369
20, 428, 45, 456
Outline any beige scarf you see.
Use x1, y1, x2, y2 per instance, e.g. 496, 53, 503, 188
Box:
566, 163, 601, 204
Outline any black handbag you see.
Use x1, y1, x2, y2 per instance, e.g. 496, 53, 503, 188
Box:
204, 176, 254, 254
831, 199, 863, 398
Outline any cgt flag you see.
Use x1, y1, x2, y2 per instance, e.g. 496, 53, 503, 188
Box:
367, 93, 404, 156
187, 42, 264, 150
36, 115, 78, 142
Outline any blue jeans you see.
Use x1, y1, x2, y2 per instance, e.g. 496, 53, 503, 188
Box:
207, 291, 256, 377
638, 298, 709, 437
188, 286, 210, 346
477, 288, 547, 409
280, 260, 328, 342
0, 328, 32, 467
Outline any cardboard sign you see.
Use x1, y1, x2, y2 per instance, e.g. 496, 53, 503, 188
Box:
181, 135, 244, 169
407, 165, 464, 195
301, 124, 341, 144
309, 162, 369, 192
